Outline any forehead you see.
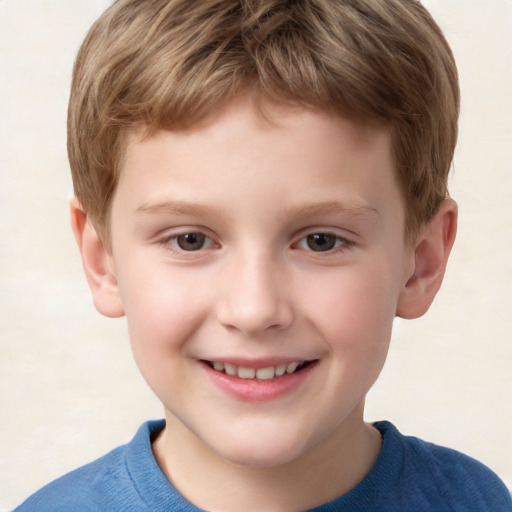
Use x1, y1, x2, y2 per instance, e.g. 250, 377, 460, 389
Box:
114, 97, 400, 224
123, 97, 391, 178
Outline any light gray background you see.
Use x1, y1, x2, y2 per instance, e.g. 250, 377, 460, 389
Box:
1, 1, 511, 510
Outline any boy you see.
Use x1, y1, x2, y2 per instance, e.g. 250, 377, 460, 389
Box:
15, 0, 511, 511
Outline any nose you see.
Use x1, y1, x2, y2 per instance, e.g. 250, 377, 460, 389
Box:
216, 254, 294, 337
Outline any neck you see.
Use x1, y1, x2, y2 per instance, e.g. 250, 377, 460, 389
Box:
152, 407, 382, 512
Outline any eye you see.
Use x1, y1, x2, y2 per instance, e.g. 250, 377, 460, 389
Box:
174, 232, 209, 251
161, 231, 215, 252
296, 232, 350, 252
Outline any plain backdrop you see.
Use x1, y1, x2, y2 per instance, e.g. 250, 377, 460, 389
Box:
1, 1, 511, 510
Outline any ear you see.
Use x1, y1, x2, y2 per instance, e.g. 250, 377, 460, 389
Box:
396, 198, 457, 319
70, 198, 125, 318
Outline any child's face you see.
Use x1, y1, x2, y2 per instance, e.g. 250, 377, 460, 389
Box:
106, 97, 414, 467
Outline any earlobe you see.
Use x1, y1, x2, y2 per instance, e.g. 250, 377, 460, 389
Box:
396, 199, 457, 319
70, 198, 125, 318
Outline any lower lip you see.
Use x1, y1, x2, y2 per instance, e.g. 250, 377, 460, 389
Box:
201, 362, 317, 403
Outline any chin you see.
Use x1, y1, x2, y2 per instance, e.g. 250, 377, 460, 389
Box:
211, 429, 312, 469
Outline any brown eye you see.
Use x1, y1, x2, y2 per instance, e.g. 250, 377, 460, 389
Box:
296, 232, 351, 253
305, 233, 337, 252
176, 233, 207, 251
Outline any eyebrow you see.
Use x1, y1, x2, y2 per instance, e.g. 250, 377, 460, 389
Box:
284, 201, 379, 220
136, 201, 215, 217
136, 199, 379, 219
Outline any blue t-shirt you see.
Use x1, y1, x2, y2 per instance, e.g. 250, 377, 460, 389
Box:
14, 420, 511, 511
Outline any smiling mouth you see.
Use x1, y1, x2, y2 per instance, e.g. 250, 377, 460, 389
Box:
202, 360, 315, 381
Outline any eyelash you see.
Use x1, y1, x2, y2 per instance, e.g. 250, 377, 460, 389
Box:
158, 231, 216, 254
157, 230, 354, 256
294, 231, 355, 255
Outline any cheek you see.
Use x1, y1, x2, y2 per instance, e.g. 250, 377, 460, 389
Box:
117, 266, 211, 402
117, 264, 210, 360
310, 269, 397, 408
304, 263, 399, 353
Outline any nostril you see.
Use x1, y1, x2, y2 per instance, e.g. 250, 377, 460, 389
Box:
216, 262, 294, 335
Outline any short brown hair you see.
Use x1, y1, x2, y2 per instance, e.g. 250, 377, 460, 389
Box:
68, 0, 459, 244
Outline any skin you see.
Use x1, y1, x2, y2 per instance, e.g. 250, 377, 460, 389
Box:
71, 96, 457, 512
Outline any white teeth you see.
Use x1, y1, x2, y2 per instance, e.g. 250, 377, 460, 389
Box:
275, 364, 287, 376
238, 366, 256, 379
213, 362, 225, 371
224, 363, 237, 376
209, 361, 306, 380
256, 367, 276, 380
286, 361, 300, 374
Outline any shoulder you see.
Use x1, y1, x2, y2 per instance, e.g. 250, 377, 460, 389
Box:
377, 421, 512, 512
13, 420, 167, 512
14, 445, 129, 512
